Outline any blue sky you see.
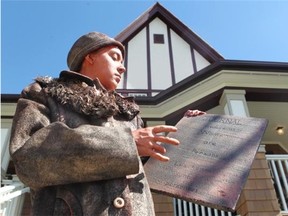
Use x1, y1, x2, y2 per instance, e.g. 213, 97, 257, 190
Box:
2, 0, 288, 94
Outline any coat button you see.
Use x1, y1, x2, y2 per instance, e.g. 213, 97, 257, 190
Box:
113, 197, 125, 208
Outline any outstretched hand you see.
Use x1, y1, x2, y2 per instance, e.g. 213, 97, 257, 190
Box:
132, 110, 205, 162
132, 125, 179, 162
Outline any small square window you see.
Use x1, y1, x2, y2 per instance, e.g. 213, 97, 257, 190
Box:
153, 34, 164, 44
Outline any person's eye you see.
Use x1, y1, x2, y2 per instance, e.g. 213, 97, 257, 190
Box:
110, 53, 118, 61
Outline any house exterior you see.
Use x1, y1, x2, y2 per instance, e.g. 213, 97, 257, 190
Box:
1, 2, 288, 216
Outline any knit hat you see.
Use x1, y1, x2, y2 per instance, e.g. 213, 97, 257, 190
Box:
67, 32, 125, 72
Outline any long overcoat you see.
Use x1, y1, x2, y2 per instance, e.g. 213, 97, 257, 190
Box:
9, 71, 155, 216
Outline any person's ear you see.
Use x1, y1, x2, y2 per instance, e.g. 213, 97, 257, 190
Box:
84, 54, 94, 65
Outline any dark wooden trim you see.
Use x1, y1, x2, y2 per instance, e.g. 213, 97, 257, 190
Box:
1, 94, 20, 103
123, 42, 128, 89
167, 27, 175, 85
190, 46, 197, 74
146, 25, 152, 97
1, 116, 14, 119
244, 87, 288, 102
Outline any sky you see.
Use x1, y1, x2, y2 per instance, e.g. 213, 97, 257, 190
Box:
2, 0, 288, 94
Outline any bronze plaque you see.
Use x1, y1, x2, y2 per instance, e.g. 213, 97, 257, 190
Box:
144, 114, 268, 211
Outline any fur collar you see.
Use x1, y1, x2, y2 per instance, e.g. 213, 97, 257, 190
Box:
35, 72, 139, 120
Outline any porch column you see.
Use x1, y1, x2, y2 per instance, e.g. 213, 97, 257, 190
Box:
219, 89, 250, 117
219, 89, 280, 216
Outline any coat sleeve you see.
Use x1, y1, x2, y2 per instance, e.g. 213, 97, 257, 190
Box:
9, 83, 140, 189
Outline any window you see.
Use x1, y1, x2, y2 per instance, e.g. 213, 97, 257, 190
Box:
153, 34, 164, 44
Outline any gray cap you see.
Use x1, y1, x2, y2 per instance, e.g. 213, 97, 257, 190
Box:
67, 32, 125, 72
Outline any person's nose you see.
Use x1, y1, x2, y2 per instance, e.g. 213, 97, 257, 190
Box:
118, 64, 126, 74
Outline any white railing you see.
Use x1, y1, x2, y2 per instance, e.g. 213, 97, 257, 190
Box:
266, 154, 288, 214
0, 175, 30, 216
173, 198, 237, 216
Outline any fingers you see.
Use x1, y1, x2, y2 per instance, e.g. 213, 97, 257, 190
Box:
144, 130, 179, 162
150, 151, 170, 162
144, 144, 170, 162
184, 109, 206, 117
152, 125, 177, 134
133, 125, 180, 162
153, 136, 179, 145
137, 141, 170, 162
151, 142, 166, 153
151, 125, 179, 145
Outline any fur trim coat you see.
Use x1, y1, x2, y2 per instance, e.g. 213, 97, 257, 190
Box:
9, 71, 155, 216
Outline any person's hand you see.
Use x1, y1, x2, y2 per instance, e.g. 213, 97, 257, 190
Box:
184, 109, 206, 117
132, 125, 179, 162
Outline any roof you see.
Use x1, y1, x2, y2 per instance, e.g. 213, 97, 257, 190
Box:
115, 2, 223, 63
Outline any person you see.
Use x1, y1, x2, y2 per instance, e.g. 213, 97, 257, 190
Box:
9, 32, 205, 215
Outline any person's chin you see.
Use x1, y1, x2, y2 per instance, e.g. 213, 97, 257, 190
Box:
114, 80, 120, 88
108, 83, 118, 91
115, 76, 121, 84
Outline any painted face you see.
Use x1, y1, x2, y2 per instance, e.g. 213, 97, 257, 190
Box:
82, 46, 126, 91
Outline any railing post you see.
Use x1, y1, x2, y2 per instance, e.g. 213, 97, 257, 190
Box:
266, 154, 288, 214
0, 175, 29, 216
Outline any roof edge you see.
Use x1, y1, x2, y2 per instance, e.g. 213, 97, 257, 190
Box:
2, 60, 288, 104
115, 2, 223, 62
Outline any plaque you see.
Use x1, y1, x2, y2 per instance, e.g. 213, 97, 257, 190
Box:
144, 114, 268, 211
